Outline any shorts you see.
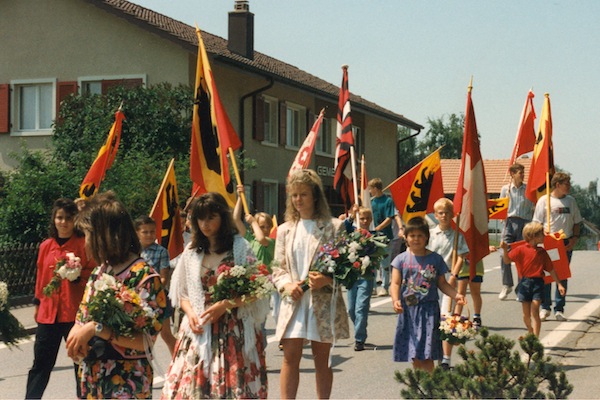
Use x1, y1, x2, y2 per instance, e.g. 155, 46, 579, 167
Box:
457, 275, 483, 283
516, 277, 545, 302
457, 260, 484, 282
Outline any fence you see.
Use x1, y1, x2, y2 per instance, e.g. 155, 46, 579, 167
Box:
0, 242, 39, 306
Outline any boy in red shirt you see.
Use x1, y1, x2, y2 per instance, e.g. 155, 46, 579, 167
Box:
500, 222, 565, 337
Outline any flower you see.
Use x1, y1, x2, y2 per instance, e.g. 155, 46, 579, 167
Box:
209, 260, 275, 305
0, 281, 8, 312
439, 314, 477, 345
43, 253, 83, 297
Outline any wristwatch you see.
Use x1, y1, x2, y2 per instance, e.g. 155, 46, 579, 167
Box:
94, 322, 103, 336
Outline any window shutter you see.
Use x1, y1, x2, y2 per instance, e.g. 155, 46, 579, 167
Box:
101, 78, 143, 93
278, 182, 287, 223
56, 81, 78, 120
279, 101, 287, 146
252, 180, 265, 214
0, 84, 10, 134
307, 110, 314, 137
253, 95, 265, 141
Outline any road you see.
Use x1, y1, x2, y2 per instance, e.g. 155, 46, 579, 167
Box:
1, 251, 599, 399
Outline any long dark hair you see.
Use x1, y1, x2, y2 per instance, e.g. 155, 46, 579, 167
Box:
190, 192, 238, 254
48, 198, 81, 239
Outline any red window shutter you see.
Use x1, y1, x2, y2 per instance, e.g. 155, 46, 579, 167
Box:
0, 84, 10, 133
252, 180, 265, 214
101, 78, 143, 93
253, 95, 265, 141
279, 101, 287, 146
56, 81, 78, 120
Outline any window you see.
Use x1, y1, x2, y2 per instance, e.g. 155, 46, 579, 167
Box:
316, 117, 335, 156
285, 103, 306, 148
262, 95, 278, 145
353, 126, 364, 158
262, 180, 279, 217
11, 79, 55, 135
79, 75, 145, 95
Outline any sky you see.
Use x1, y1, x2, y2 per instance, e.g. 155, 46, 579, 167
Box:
129, 0, 600, 188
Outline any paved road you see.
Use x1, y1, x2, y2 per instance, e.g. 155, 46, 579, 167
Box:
2, 251, 600, 399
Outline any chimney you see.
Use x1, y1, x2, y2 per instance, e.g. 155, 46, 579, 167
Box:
228, 0, 254, 60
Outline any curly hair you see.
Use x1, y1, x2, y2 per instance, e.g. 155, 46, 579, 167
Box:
189, 192, 238, 254
284, 169, 331, 223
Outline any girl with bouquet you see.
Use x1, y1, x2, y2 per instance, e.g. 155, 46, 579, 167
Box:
162, 192, 269, 399
66, 192, 168, 398
390, 216, 466, 372
26, 198, 94, 399
272, 169, 349, 399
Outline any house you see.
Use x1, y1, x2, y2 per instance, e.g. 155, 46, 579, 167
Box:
0, 0, 423, 219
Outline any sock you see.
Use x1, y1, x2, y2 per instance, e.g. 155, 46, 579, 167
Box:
474, 314, 481, 318
442, 355, 451, 365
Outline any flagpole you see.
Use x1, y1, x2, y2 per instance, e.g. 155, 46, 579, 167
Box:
350, 146, 359, 206
360, 154, 365, 202
545, 171, 551, 233
228, 147, 250, 214
150, 158, 175, 218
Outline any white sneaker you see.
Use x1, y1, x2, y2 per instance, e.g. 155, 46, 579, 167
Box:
555, 311, 567, 321
498, 285, 513, 300
376, 286, 388, 297
540, 309, 551, 321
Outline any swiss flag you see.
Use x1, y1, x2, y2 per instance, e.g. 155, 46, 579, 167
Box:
288, 109, 325, 178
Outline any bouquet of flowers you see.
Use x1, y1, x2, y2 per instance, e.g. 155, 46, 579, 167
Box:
0, 281, 28, 348
311, 229, 389, 290
85, 272, 162, 339
209, 258, 275, 304
439, 314, 477, 345
43, 252, 82, 297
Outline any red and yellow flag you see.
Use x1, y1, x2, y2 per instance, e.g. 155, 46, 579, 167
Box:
386, 149, 444, 223
79, 108, 124, 200
150, 159, 184, 260
190, 28, 241, 207
487, 197, 508, 220
509, 90, 536, 165
526, 93, 554, 203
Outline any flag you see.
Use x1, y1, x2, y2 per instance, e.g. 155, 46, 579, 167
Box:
526, 93, 554, 203
333, 65, 355, 209
454, 84, 490, 279
150, 159, 184, 260
360, 154, 371, 211
386, 149, 444, 223
487, 197, 508, 220
190, 28, 242, 207
509, 90, 536, 165
288, 108, 325, 177
269, 215, 278, 239
510, 233, 570, 284
79, 108, 124, 200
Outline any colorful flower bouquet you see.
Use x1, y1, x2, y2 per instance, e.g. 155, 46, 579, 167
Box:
209, 259, 275, 304
0, 281, 28, 347
43, 252, 82, 297
84, 273, 163, 339
439, 314, 477, 345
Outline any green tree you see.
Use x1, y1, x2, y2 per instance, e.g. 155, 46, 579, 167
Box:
418, 113, 465, 159
397, 126, 422, 176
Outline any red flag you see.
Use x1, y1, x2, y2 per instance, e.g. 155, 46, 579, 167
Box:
288, 108, 325, 178
334, 65, 355, 209
360, 154, 371, 211
150, 159, 184, 259
487, 197, 508, 220
509, 90, 536, 165
79, 108, 124, 200
526, 93, 554, 203
510, 233, 570, 283
454, 84, 490, 279
190, 28, 241, 207
387, 149, 444, 223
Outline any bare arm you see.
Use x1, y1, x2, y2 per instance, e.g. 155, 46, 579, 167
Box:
375, 217, 392, 232
390, 267, 403, 314
233, 185, 247, 237
438, 274, 466, 305
245, 214, 270, 247
499, 242, 511, 264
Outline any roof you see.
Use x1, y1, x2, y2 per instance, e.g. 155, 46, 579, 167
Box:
440, 157, 532, 196
87, 0, 424, 130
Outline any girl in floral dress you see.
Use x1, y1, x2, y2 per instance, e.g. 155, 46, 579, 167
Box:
162, 192, 269, 399
66, 192, 168, 398
390, 216, 465, 372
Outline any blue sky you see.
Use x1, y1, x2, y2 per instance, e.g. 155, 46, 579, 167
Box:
130, 0, 600, 188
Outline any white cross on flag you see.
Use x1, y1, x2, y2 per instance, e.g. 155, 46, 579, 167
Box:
288, 108, 325, 178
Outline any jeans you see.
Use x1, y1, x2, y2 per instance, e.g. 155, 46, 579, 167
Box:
500, 217, 529, 287
541, 244, 572, 313
347, 278, 374, 343
378, 253, 391, 291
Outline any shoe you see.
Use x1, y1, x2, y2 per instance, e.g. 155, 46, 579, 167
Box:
473, 317, 482, 329
498, 285, 513, 300
354, 341, 365, 351
555, 311, 567, 321
440, 361, 450, 371
376, 287, 387, 297
540, 309, 551, 321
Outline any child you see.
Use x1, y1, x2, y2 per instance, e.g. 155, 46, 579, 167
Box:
500, 222, 566, 336
427, 198, 469, 369
134, 215, 176, 355
391, 216, 466, 373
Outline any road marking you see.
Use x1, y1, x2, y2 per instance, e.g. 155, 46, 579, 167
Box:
540, 295, 600, 350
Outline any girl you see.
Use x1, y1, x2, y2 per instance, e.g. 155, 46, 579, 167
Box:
272, 169, 349, 399
390, 216, 465, 372
162, 192, 268, 399
66, 192, 168, 398
26, 198, 94, 399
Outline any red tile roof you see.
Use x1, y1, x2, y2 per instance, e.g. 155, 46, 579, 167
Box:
440, 157, 532, 196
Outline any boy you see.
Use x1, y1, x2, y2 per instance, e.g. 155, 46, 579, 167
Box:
134, 215, 177, 355
368, 178, 396, 296
427, 198, 469, 369
500, 222, 566, 336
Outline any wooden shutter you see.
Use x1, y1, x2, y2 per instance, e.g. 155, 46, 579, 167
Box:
278, 182, 287, 223
252, 180, 265, 214
279, 101, 287, 146
253, 95, 264, 141
56, 81, 78, 120
0, 84, 10, 133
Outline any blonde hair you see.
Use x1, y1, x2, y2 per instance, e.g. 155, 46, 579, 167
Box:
433, 197, 454, 214
254, 212, 273, 230
522, 221, 544, 242
285, 169, 331, 222
358, 207, 373, 221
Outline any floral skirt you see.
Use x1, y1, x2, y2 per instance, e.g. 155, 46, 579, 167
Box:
78, 358, 153, 399
161, 313, 268, 399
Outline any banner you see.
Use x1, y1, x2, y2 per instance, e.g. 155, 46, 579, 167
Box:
487, 197, 508, 220
333, 65, 355, 209
509, 90, 536, 165
526, 93, 554, 203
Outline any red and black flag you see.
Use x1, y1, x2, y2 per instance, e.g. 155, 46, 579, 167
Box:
333, 65, 355, 209
487, 197, 509, 220
526, 93, 554, 204
509, 90, 536, 165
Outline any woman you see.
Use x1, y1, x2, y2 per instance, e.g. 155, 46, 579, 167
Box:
273, 169, 349, 399
162, 192, 268, 399
66, 192, 168, 398
26, 198, 94, 400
